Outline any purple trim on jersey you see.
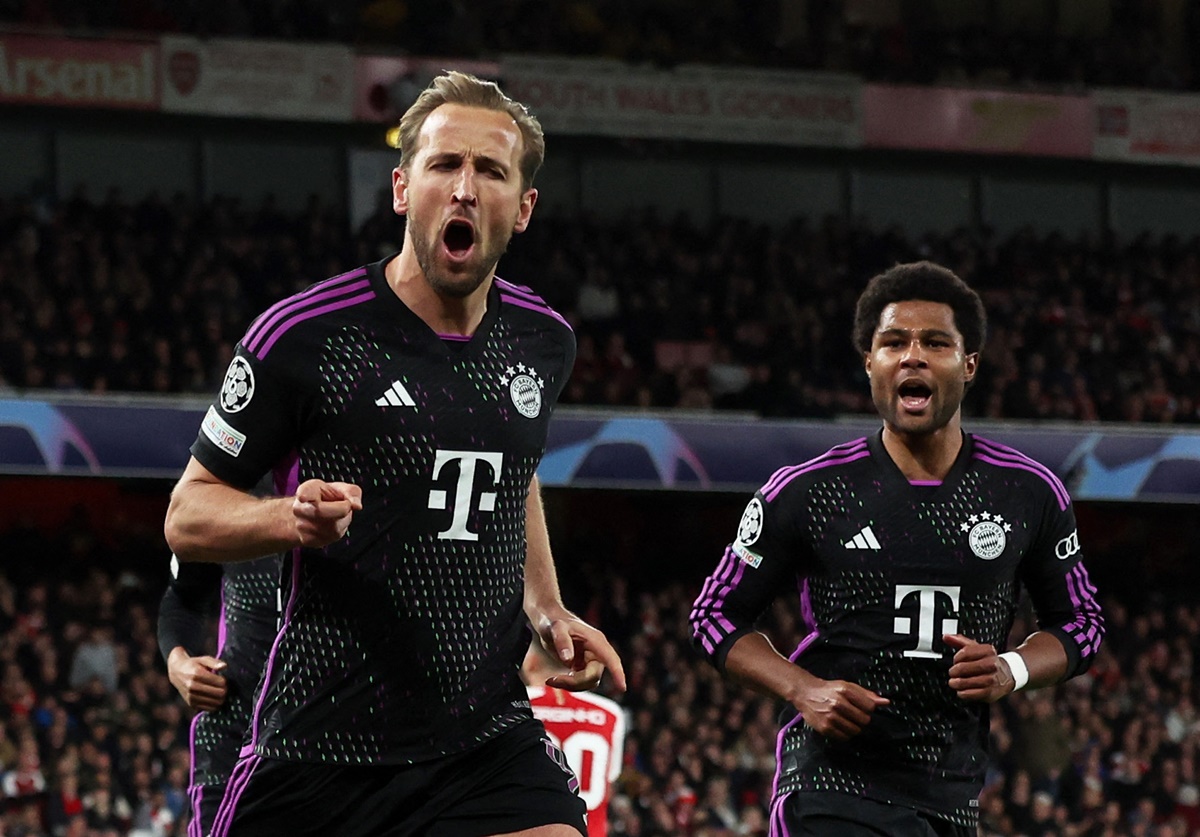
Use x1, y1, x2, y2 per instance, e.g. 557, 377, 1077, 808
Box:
242, 269, 368, 354
216, 586, 228, 655
973, 437, 1071, 511
909, 480, 942, 486
690, 546, 746, 655
500, 293, 572, 329
188, 785, 202, 837
187, 710, 202, 834
770, 792, 791, 837
762, 439, 870, 502
1062, 563, 1104, 658
495, 277, 570, 327
789, 579, 820, 661
439, 333, 471, 341
494, 277, 537, 297
211, 754, 261, 837
773, 712, 808, 803
254, 290, 376, 359
247, 456, 302, 750
277, 451, 301, 495
248, 549, 301, 751
273, 450, 299, 497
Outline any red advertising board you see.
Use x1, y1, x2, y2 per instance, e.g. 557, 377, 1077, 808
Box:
864, 84, 1091, 158
0, 33, 158, 109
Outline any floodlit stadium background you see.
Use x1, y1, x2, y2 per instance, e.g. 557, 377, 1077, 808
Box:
4, 3, 1200, 835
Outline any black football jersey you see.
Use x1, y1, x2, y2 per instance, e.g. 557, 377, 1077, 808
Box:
690, 431, 1104, 826
160, 555, 279, 789
189, 256, 575, 765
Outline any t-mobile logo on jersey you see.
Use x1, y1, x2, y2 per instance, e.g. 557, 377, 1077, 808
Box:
428, 450, 504, 541
893, 585, 961, 659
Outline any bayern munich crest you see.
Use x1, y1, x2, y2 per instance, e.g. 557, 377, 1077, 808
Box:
220, 356, 255, 413
502, 364, 544, 418
961, 511, 1011, 560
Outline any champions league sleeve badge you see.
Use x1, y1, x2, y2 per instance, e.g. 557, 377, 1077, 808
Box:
732, 497, 765, 568
219, 356, 256, 413
502, 364, 544, 418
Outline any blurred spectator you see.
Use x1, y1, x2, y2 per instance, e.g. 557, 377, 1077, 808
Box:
2, 741, 46, 799
68, 627, 118, 695
1015, 691, 1074, 791
45, 770, 84, 834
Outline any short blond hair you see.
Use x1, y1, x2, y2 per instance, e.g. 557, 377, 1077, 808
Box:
396, 71, 545, 190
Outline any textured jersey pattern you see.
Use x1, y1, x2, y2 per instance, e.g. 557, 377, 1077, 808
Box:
192, 557, 278, 789
690, 432, 1104, 827
192, 258, 574, 766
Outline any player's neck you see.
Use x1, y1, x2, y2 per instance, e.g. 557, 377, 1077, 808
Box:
386, 250, 490, 336
880, 421, 964, 482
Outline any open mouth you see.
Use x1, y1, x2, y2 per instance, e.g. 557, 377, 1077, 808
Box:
897, 379, 932, 411
443, 219, 475, 258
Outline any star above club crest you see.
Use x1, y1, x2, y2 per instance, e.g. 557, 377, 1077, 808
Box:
961, 522, 971, 532
979, 511, 992, 520
968, 514, 979, 524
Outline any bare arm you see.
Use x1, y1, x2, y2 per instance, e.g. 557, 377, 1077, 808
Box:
523, 474, 626, 692
945, 630, 1069, 702
165, 457, 361, 563
725, 631, 889, 741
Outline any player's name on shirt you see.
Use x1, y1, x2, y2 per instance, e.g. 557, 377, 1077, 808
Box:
531, 705, 613, 726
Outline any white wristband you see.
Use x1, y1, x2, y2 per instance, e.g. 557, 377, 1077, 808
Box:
999, 651, 1029, 692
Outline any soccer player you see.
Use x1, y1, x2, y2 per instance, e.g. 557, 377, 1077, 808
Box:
163, 71, 625, 837
689, 261, 1105, 836
524, 643, 626, 837
157, 554, 278, 837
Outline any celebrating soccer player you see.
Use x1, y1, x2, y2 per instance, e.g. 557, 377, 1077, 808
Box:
165, 71, 624, 837
690, 261, 1104, 836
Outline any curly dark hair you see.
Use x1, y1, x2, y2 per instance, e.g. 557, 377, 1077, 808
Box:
851, 261, 987, 356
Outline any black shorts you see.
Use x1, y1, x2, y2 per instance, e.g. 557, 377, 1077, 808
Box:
189, 783, 224, 837
774, 791, 976, 837
210, 720, 587, 837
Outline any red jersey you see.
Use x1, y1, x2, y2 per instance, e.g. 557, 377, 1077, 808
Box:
529, 686, 626, 837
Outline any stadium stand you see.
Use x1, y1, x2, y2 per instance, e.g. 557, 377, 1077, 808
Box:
3, 191, 1200, 426
1, 0, 1198, 92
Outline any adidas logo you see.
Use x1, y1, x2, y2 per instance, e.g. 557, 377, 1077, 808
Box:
375, 380, 416, 408
843, 526, 881, 550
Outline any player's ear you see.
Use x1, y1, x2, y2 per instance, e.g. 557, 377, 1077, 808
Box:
513, 188, 538, 234
392, 167, 409, 216
964, 352, 978, 382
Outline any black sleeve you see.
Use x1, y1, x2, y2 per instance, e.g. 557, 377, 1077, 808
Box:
690, 475, 812, 673
1019, 495, 1105, 679
157, 556, 223, 663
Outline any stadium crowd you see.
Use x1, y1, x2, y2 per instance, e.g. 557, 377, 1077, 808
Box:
2, 188, 1199, 426
2, 0, 1199, 93
0, 505, 1193, 837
